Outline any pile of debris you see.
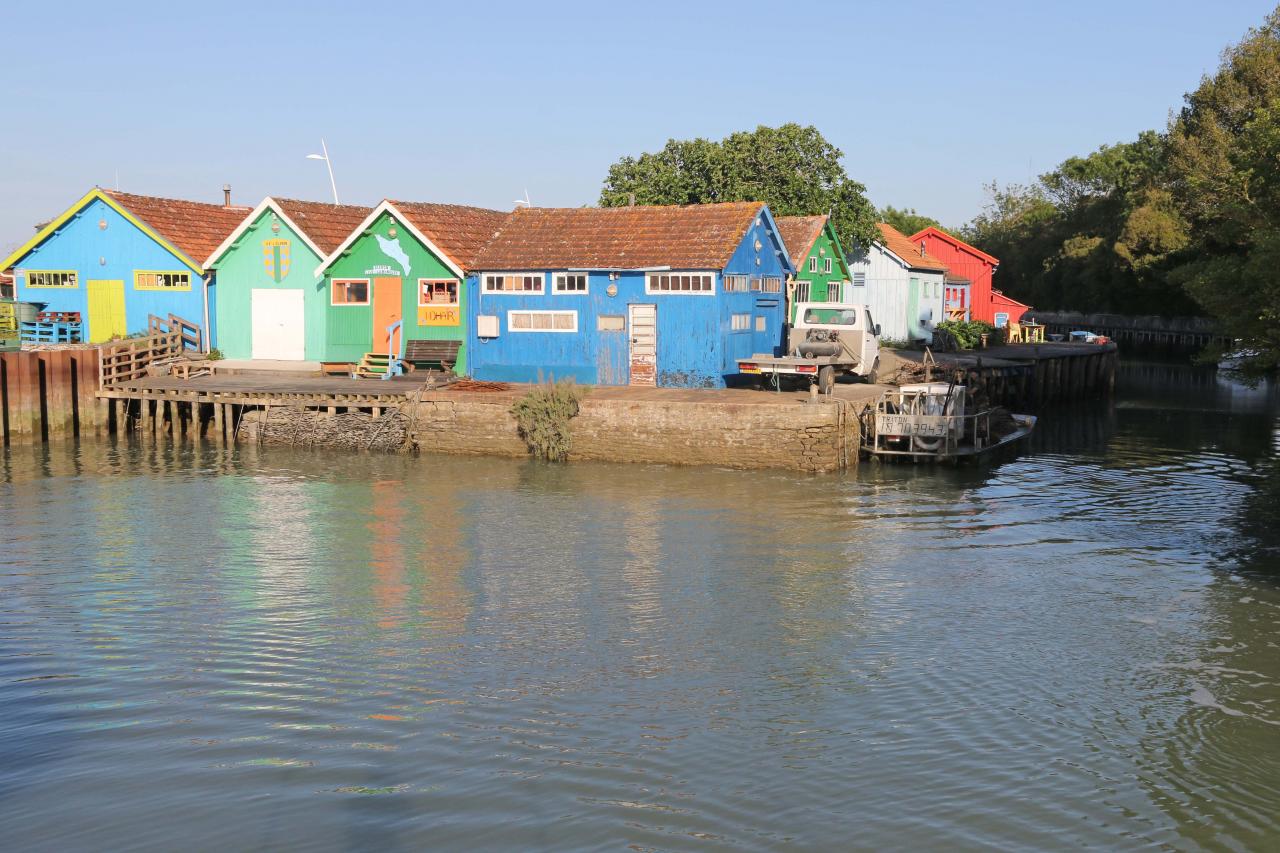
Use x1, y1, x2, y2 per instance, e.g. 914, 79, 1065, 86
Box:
245, 406, 410, 453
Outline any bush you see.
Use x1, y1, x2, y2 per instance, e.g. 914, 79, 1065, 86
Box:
510, 378, 583, 461
935, 320, 1002, 349
206, 348, 224, 361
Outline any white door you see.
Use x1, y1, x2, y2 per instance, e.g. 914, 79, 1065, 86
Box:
628, 303, 657, 386
251, 289, 306, 360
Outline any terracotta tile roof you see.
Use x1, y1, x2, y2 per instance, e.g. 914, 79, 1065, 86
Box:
876, 222, 948, 272
104, 190, 251, 268
944, 271, 972, 284
470, 202, 765, 271
274, 198, 373, 256
388, 201, 512, 269
775, 215, 828, 267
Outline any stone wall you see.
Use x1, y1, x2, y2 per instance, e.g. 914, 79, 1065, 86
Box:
410, 395, 859, 473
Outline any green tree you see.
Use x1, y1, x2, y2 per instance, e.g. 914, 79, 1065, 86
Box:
879, 205, 944, 237
600, 124, 878, 249
1164, 8, 1280, 365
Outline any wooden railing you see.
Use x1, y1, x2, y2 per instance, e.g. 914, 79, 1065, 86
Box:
99, 330, 183, 387
147, 313, 203, 352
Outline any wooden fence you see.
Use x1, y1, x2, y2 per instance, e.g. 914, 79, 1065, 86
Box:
0, 348, 105, 442
99, 331, 185, 387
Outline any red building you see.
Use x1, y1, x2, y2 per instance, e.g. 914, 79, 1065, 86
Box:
909, 227, 1030, 326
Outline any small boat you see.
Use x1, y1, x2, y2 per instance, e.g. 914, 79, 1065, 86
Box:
861, 382, 1036, 461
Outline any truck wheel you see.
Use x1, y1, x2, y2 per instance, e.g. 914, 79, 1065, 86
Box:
818, 365, 835, 395
865, 359, 880, 385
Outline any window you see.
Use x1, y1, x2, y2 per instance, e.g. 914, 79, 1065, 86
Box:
755, 316, 766, 332
508, 310, 577, 332
730, 313, 750, 331
803, 307, 859, 326
25, 270, 77, 288
823, 257, 833, 274
794, 280, 811, 302
646, 272, 713, 294
598, 315, 625, 331
828, 282, 849, 303
994, 312, 1010, 328
760, 276, 782, 293
483, 272, 544, 293
723, 274, 749, 292
750, 277, 761, 291
419, 278, 459, 306
808, 257, 818, 273
332, 279, 369, 305
553, 273, 588, 293
134, 271, 191, 291
852, 272, 866, 287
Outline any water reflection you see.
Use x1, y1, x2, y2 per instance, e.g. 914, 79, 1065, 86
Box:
0, 361, 1277, 850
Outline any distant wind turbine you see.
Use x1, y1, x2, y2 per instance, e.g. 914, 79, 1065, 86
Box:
514, 188, 531, 207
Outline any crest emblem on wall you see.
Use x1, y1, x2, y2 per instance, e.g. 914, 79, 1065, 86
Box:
263, 239, 291, 282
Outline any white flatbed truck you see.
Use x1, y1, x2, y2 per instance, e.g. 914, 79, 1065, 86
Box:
737, 302, 882, 393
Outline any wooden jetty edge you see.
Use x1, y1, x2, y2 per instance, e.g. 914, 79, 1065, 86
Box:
2, 333, 1117, 472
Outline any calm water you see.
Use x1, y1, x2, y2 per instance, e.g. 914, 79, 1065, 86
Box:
2, 363, 1279, 851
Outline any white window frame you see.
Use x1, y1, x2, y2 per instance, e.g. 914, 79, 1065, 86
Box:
808, 256, 818, 273
760, 276, 783, 294
552, 272, 589, 295
794, 280, 812, 302
418, 277, 459, 307
331, 278, 371, 306
507, 309, 578, 333
723, 274, 750, 293
645, 271, 715, 296
730, 312, 751, 331
823, 257, 833, 274
483, 272, 545, 294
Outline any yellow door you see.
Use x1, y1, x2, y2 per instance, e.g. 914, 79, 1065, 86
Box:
87, 280, 127, 343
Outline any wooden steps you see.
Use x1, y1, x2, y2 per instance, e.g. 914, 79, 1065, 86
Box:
355, 352, 395, 378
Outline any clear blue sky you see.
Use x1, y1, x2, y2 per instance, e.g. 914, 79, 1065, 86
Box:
1, 0, 1273, 253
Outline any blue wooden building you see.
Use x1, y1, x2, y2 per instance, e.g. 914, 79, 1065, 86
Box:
467, 202, 793, 387
1, 188, 251, 344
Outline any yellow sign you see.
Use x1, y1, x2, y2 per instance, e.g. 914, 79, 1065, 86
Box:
418, 306, 460, 326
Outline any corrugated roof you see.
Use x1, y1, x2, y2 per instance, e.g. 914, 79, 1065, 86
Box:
387, 201, 512, 269
103, 190, 251, 267
273, 199, 374, 256
876, 222, 948, 272
775, 215, 828, 267
470, 202, 765, 271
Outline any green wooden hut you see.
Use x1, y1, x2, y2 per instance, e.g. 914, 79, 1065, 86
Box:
314, 200, 510, 372
776, 215, 851, 320
205, 198, 371, 360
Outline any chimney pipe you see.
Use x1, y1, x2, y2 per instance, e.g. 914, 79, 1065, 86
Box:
223, 184, 232, 208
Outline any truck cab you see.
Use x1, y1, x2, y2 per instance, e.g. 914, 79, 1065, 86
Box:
738, 302, 882, 393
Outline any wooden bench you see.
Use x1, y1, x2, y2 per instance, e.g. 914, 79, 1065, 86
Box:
403, 339, 461, 373
321, 361, 356, 377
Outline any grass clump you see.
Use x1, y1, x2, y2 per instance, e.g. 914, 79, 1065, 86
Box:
510, 378, 583, 461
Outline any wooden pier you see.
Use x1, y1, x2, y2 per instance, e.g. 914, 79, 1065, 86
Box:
97, 373, 434, 444
893, 341, 1118, 409
0, 347, 105, 442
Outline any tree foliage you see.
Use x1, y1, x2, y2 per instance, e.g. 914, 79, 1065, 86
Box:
879, 206, 944, 237
959, 6, 1280, 367
961, 134, 1194, 316
600, 124, 878, 250
1164, 8, 1280, 364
